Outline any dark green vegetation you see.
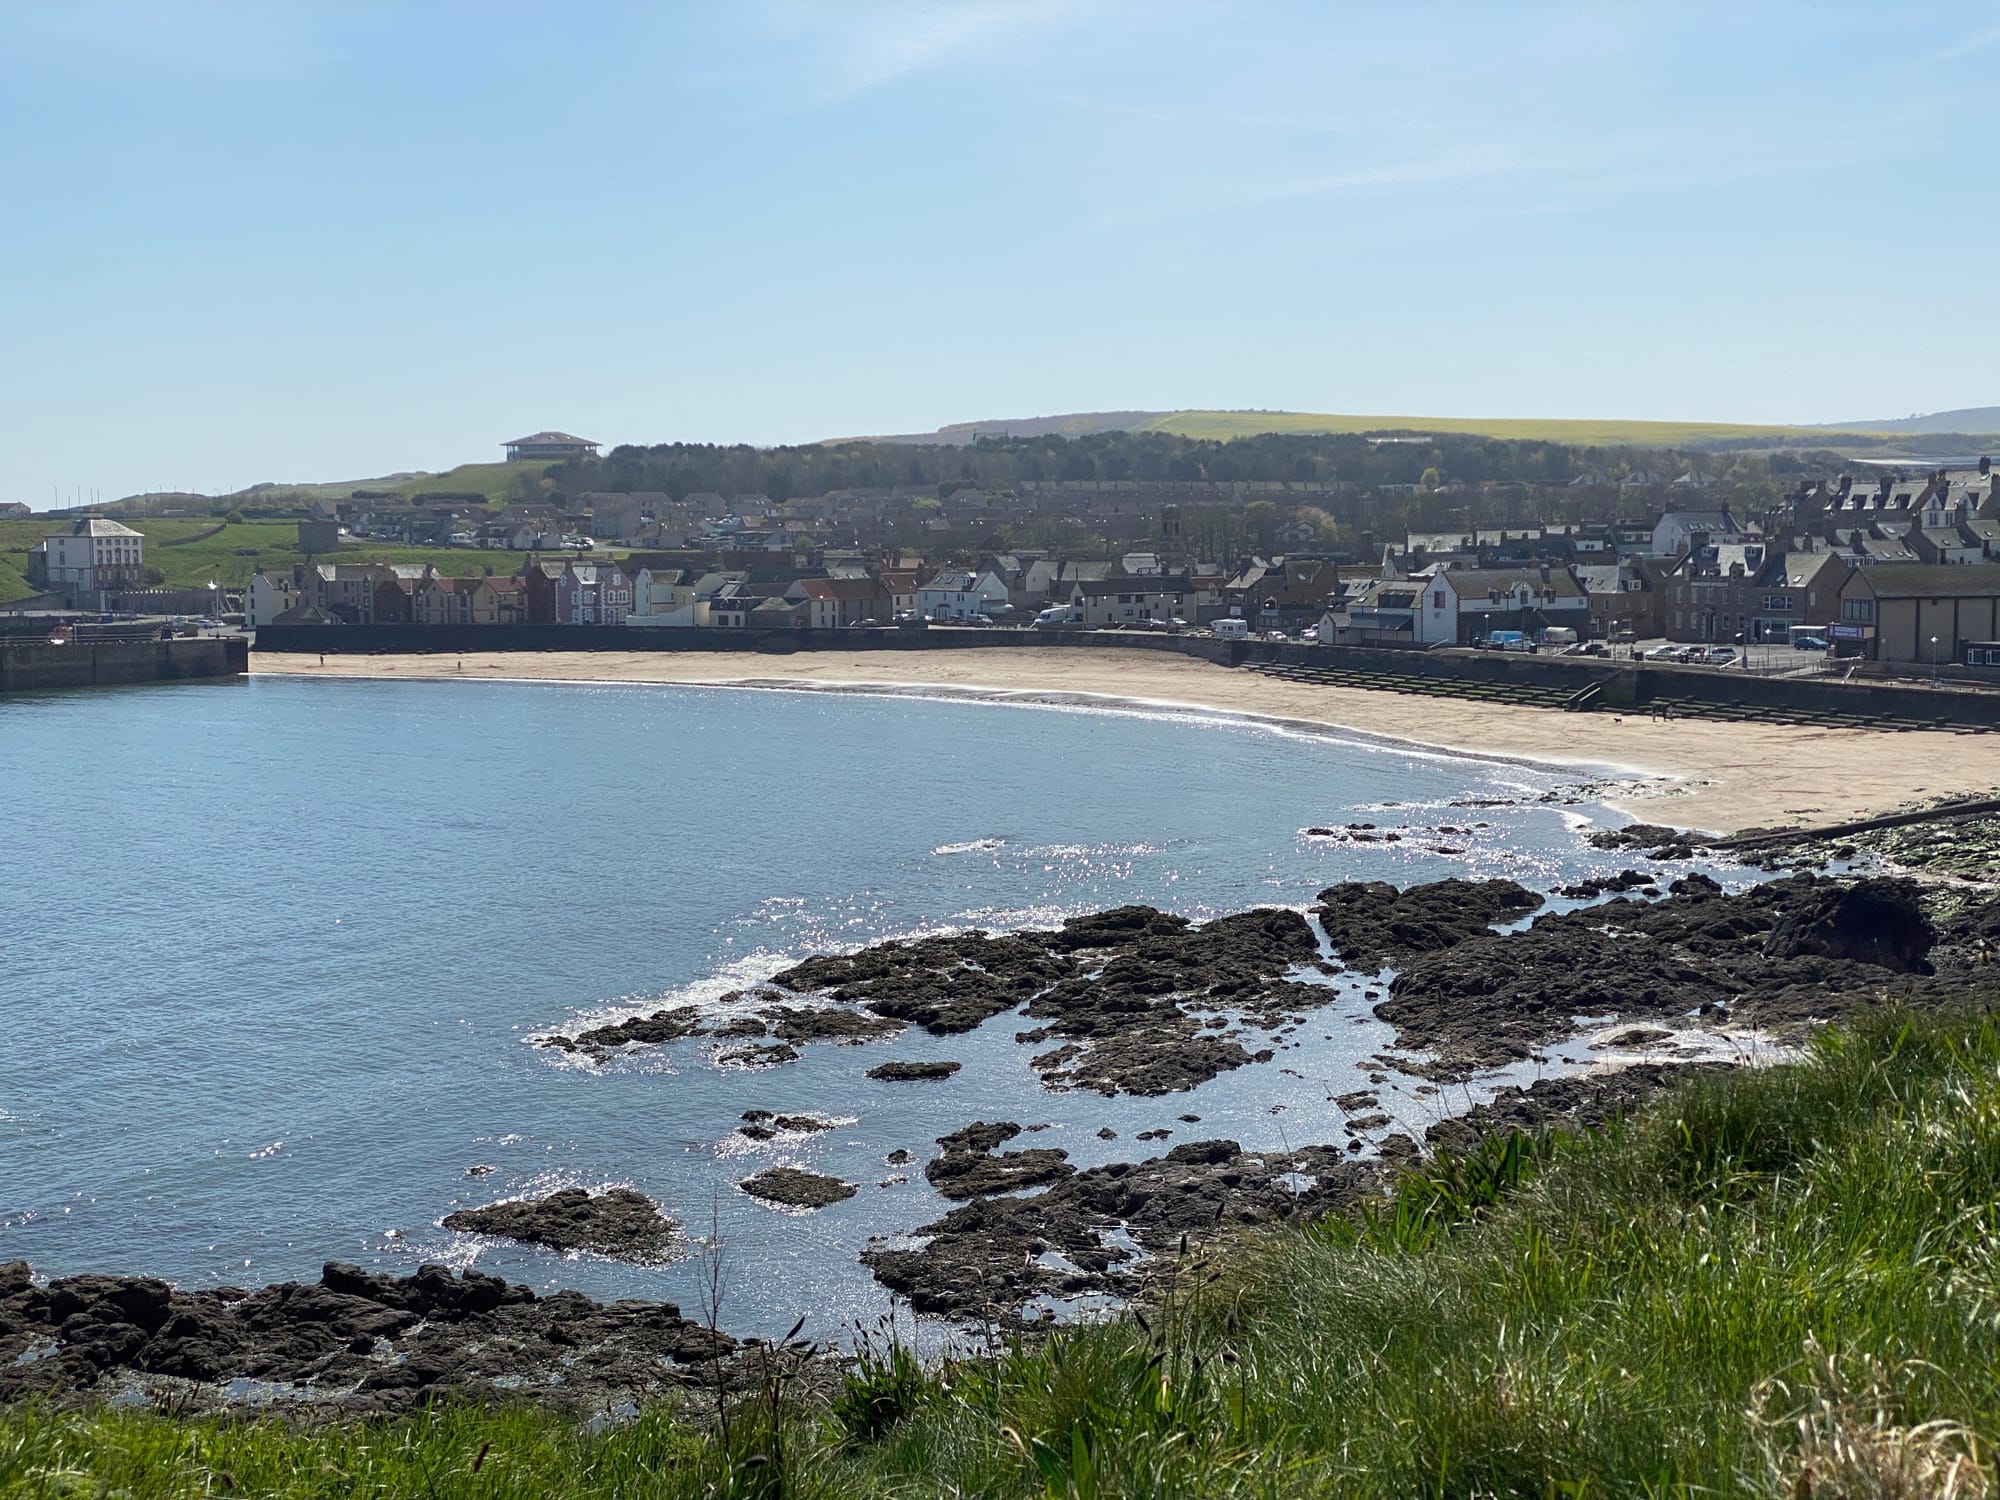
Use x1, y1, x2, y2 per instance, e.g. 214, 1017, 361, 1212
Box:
12, 1001, 2000, 1497
559, 428, 1838, 510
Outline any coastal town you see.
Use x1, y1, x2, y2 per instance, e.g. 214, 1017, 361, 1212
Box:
12, 436, 2000, 676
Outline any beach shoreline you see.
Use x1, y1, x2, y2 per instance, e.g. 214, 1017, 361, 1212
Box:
252, 648, 1997, 834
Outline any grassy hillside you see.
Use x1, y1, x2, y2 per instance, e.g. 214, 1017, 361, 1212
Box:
1136, 409, 1875, 447
115, 460, 558, 513
0, 516, 575, 602
10, 1001, 2000, 1497
1820, 405, 2000, 436
393, 461, 555, 502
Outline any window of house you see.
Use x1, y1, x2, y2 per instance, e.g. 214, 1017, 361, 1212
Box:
1433, 591, 1445, 610
1842, 598, 1875, 624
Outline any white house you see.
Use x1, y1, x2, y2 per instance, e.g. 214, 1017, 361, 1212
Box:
1650, 510, 1743, 558
1429, 566, 1592, 643
37, 517, 146, 595
246, 568, 301, 628
915, 569, 1010, 622
626, 566, 711, 628
1065, 576, 1193, 627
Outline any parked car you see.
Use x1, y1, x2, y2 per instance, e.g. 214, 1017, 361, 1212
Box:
1793, 635, 1830, 651
1265, 630, 1289, 643
1300, 626, 1319, 643
1644, 645, 1684, 661
1610, 628, 1638, 643
1561, 642, 1606, 657
1702, 647, 1737, 664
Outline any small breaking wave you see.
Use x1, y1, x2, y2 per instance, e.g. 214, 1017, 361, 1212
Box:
933, 837, 1007, 856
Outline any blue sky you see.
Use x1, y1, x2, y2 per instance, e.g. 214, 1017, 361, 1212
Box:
4, 1, 1998, 505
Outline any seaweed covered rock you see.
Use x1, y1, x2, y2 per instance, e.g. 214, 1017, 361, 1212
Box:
924, 1121, 1074, 1199
441, 1187, 680, 1262
1315, 878, 1545, 969
738, 1168, 858, 1209
1762, 876, 1934, 973
0, 1260, 753, 1412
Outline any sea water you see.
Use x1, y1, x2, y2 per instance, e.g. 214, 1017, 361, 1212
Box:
0, 674, 1734, 1338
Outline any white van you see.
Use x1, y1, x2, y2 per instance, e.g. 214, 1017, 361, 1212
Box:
1212, 618, 1250, 640
1033, 605, 1081, 630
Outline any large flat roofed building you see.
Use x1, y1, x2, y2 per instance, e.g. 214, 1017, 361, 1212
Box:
1835, 563, 2000, 665
504, 431, 600, 462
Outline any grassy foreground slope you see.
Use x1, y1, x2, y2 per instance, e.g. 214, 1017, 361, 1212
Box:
1137, 409, 1875, 447
10, 1001, 2000, 1498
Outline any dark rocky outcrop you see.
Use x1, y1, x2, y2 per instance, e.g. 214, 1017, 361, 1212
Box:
776, 905, 1321, 1095
0, 1260, 762, 1412
738, 1168, 858, 1209
1314, 878, 1545, 970
1424, 1063, 1736, 1159
866, 1060, 962, 1081
923, 1121, 1074, 1200
1376, 873, 1938, 1079
1558, 870, 1658, 900
538, 1005, 706, 1059
735, 1112, 838, 1141
1588, 823, 1715, 860
865, 1140, 1387, 1321
441, 1187, 679, 1262
762, 1006, 904, 1044
717, 1042, 800, 1069
1762, 877, 1934, 973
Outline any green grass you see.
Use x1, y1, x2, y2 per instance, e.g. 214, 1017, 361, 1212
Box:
11, 999, 2000, 1497
0, 516, 587, 601
393, 461, 555, 504
1137, 409, 1878, 447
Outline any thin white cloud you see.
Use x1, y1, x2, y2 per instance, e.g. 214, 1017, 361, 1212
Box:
1935, 14, 2000, 59
767, 0, 1099, 101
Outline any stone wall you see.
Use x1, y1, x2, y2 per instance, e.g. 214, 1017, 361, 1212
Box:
0, 636, 248, 696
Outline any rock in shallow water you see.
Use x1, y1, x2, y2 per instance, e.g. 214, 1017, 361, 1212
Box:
772, 904, 1320, 1095
1314, 877, 1545, 970
441, 1187, 679, 1263
738, 1167, 858, 1209
866, 1060, 962, 1081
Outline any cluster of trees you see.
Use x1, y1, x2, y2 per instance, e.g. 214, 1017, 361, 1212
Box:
552, 430, 1831, 508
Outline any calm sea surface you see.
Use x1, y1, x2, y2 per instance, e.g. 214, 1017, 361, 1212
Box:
0, 675, 1706, 1338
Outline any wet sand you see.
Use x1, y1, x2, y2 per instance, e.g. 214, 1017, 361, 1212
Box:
253, 648, 1999, 834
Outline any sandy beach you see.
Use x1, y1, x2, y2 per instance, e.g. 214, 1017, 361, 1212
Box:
253, 648, 1997, 834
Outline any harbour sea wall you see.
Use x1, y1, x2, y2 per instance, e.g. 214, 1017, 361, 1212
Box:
0, 636, 248, 696
250, 624, 2000, 728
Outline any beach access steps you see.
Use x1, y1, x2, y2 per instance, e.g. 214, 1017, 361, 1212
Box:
1244, 659, 1590, 713
1241, 659, 1996, 735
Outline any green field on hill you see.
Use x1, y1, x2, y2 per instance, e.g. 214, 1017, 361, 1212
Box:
0, 517, 579, 604
1136, 409, 1871, 447
228, 460, 555, 508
